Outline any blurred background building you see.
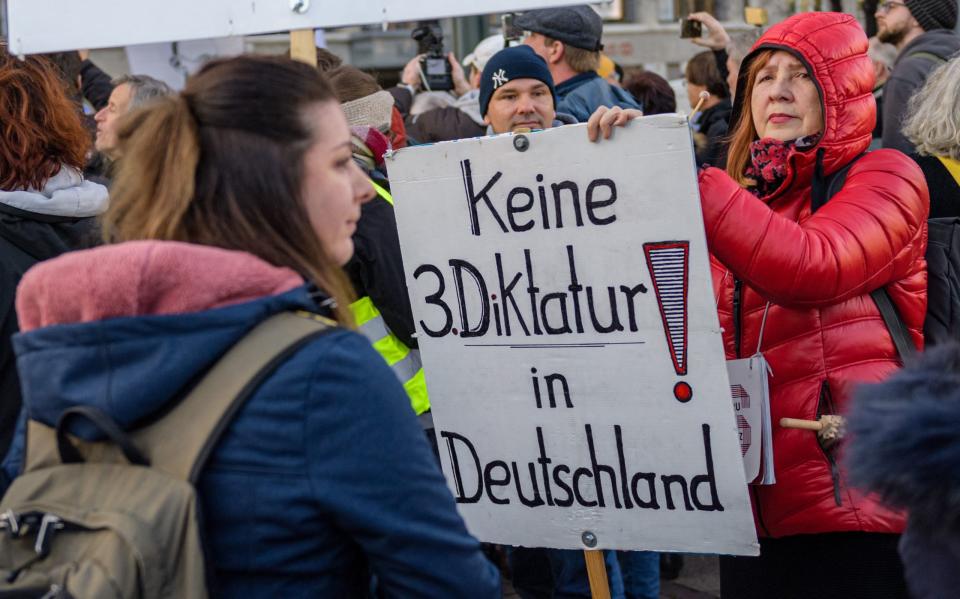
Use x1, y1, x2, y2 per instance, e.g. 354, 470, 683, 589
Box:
0, 1, 876, 99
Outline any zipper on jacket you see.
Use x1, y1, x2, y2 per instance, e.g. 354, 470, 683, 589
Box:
816, 380, 843, 506
732, 279, 743, 358
750, 485, 771, 537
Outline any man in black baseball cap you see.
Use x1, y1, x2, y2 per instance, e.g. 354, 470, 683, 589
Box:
876, 0, 959, 153
515, 5, 641, 123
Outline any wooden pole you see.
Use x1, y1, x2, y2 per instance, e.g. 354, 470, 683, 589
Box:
779, 417, 824, 431
290, 29, 317, 66
583, 550, 611, 599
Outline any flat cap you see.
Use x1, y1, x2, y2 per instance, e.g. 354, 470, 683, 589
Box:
514, 5, 604, 52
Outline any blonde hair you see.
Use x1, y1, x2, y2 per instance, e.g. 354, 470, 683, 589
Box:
903, 56, 960, 161
103, 55, 357, 326
545, 36, 600, 73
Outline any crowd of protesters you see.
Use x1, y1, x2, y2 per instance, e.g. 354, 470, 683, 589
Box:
1, 1, 959, 597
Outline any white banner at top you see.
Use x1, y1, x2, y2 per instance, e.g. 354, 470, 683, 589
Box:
6, 0, 589, 55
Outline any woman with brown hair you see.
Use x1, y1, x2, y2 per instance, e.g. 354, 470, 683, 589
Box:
621, 70, 677, 115
0, 45, 108, 466
591, 11, 926, 599
2, 55, 499, 597
685, 50, 732, 167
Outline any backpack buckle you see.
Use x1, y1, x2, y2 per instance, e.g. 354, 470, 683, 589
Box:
34, 514, 63, 558
0, 510, 21, 537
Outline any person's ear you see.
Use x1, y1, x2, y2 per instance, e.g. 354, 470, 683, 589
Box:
548, 40, 565, 65
483, 114, 491, 125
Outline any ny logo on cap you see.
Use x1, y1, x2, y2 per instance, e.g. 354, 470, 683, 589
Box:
491, 69, 508, 88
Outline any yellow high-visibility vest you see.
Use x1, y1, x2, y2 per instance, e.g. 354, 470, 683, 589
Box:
349, 180, 430, 416
938, 156, 960, 186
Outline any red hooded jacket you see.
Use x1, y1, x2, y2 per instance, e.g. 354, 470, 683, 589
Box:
698, 13, 928, 538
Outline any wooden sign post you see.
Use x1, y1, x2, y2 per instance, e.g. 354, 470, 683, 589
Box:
584, 550, 611, 599
290, 29, 317, 66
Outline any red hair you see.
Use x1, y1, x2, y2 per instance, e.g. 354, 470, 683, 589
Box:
725, 50, 774, 187
0, 45, 90, 191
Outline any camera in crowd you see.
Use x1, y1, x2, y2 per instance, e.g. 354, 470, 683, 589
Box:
411, 23, 453, 92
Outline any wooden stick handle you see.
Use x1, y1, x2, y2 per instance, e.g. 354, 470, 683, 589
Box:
583, 550, 611, 599
290, 29, 317, 66
691, 91, 710, 114
780, 417, 824, 431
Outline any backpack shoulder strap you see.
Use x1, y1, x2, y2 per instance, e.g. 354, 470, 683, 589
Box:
131, 310, 334, 482
870, 288, 916, 363
811, 151, 867, 213
810, 152, 916, 363
906, 50, 947, 64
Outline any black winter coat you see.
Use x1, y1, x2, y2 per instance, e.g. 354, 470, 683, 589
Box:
882, 30, 960, 154
694, 99, 732, 168
388, 87, 486, 144
0, 204, 100, 457
344, 182, 418, 349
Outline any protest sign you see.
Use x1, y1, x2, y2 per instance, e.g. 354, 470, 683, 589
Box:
5, 0, 586, 55
727, 356, 775, 485
387, 117, 759, 555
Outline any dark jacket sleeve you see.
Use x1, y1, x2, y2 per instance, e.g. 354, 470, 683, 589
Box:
0, 269, 22, 463
881, 56, 932, 154
346, 198, 418, 348
713, 48, 732, 97
0, 236, 34, 468
388, 86, 485, 143
389, 86, 415, 118
406, 107, 486, 143
80, 59, 114, 111
305, 333, 500, 598
701, 117, 730, 169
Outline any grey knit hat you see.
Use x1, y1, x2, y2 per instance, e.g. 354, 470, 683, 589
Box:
904, 0, 958, 31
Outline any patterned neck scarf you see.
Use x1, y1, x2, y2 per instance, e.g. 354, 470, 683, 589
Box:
744, 133, 821, 197
350, 126, 391, 174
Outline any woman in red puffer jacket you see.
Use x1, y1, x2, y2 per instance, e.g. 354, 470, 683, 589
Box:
588, 12, 927, 596
697, 12, 927, 599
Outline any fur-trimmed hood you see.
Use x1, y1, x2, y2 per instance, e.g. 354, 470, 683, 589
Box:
846, 344, 960, 530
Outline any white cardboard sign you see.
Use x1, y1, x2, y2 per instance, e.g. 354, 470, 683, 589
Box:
727, 357, 764, 483
388, 117, 759, 555
5, 0, 586, 55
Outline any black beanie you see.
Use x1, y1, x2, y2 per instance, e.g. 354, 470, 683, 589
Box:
905, 0, 958, 31
479, 46, 556, 118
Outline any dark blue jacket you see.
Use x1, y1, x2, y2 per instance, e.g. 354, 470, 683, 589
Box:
846, 343, 960, 599
4, 284, 500, 598
555, 71, 642, 123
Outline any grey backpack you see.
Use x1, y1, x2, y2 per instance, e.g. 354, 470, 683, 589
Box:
0, 311, 331, 598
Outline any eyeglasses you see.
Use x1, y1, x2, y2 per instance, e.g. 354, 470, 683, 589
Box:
877, 1, 906, 14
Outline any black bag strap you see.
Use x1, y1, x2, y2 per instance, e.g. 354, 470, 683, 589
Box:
56, 406, 150, 467
129, 311, 334, 483
811, 152, 915, 363
870, 288, 916, 361
810, 150, 865, 213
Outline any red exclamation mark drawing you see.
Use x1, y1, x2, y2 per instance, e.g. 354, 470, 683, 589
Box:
643, 241, 691, 403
